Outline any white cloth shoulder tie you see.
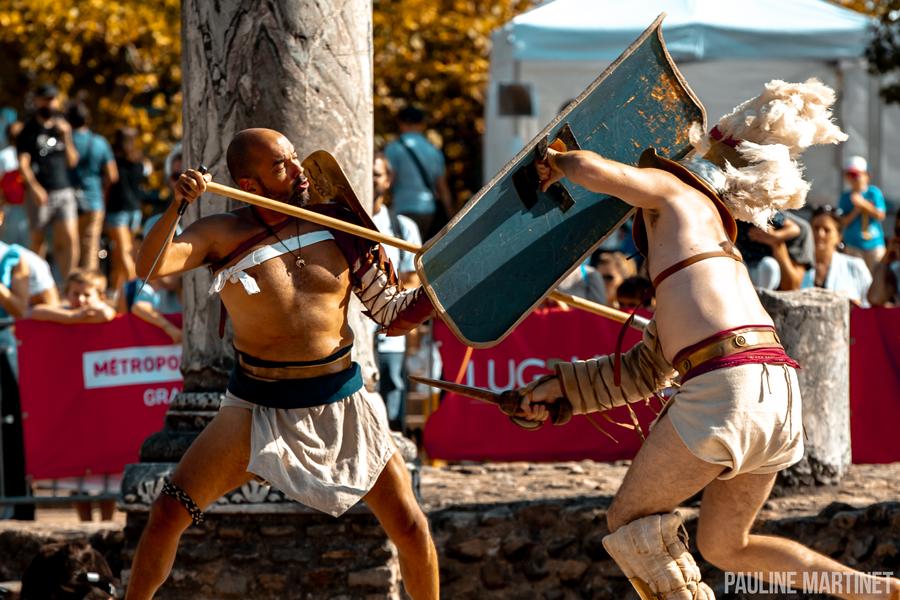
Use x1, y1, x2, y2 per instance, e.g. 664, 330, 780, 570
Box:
209, 230, 334, 295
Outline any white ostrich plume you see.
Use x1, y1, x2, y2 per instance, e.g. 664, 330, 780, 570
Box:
721, 142, 810, 228
715, 78, 847, 155
685, 79, 847, 225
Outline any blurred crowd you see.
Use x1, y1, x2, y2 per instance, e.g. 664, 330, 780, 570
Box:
0, 83, 184, 343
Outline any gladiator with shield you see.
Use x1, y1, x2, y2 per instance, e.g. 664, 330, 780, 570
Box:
516, 80, 900, 600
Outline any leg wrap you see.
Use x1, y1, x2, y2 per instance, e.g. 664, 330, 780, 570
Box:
161, 481, 205, 526
602, 513, 715, 600
555, 318, 677, 415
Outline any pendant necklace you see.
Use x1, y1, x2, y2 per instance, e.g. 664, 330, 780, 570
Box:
254, 209, 305, 270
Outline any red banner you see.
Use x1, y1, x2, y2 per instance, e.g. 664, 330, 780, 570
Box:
425, 308, 661, 462
426, 306, 900, 464
849, 307, 900, 464
16, 315, 182, 479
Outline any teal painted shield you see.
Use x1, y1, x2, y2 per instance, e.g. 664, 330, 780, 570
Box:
416, 15, 705, 347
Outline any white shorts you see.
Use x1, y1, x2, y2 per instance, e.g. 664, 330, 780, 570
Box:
667, 363, 804, 479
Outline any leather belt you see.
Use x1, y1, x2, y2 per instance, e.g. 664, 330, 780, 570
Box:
238, 351, 353, 381
674, 327, 782, 378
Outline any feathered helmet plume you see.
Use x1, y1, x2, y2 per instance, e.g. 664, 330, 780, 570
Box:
687, 78, 847, 228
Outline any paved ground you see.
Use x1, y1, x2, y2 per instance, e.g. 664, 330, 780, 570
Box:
3, 461, 898, 529
418, 461, 900, 518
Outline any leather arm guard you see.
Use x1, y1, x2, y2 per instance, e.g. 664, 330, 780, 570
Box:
553, 319, 676, 415
355, 262, 433, 335
325, 203, 434, 335
603, 512, 715, 600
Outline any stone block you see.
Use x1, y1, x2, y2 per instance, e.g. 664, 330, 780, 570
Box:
213, 572, 248, 596
304, 567, 340, 588
831, 510, 860, 530
556, 559, 589, 583
523, 546, 550, 581
501, 533, 534, 561
447, 538, 489, 561
480, 560, 513, 590
306, 524, 344, 537
259, 525, 297, 537
258, 573, 287, 592
348, 565, 394, 588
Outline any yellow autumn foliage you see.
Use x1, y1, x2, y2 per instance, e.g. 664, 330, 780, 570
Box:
0, 0, 532, 201
0, 0, 181, 189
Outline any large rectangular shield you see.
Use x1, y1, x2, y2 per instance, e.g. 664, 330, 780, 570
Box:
416, 15, 705, 347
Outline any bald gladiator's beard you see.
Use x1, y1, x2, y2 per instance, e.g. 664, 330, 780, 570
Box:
291, 186, 311, 207
258, 178, 310, 207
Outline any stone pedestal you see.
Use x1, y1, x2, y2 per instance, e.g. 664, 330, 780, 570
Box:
759, 288, 851, 487
120, 391, 417, 599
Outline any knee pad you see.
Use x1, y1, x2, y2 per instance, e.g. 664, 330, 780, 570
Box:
602, 512, 714, 600
160, 481, 205, 526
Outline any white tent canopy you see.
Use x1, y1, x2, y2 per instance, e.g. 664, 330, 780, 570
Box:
485, 0, 897, 208
507, 0, 871, 61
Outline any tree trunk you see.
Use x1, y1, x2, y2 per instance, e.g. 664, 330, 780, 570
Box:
758, 288, 851, 487
180, 0, 374, 390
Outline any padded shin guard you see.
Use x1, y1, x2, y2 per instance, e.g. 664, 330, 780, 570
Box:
554, 319, 676, 415
602, 513, 715, 600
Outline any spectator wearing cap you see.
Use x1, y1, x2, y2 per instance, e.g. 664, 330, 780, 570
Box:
802, 205, 872, 306
16, 83, 80, 279
384, 104, 453, 238
868, 207, 900, 307
838, 155, 887, 272
67, 100, 117, 271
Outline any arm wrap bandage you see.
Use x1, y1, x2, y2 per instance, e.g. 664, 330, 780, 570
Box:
323, 204, 433, 335
603, 512, 715, 600
554, 319, 676, 415
355, 259, 433, 335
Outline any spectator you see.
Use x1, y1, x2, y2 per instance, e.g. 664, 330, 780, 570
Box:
67, 100, 117, 271
0, 121, 31, 248
31, 269, 116, 324
616, 275, 654, 310
868, 208, 900, 307
594, 251, 636, 307
556, 258, 607, 305
0, 208, 58, 308
117, 214, 184, 343
0, 231, 31, 321
105, 127, 149, 291
739, 212, 813, 291
384, 104, 452, 238
801, 206, 872, 306
16, 83, 80, 278
20, 541, 116, 600
839, 155, 886, 272
371, 152, 422, 431
0, 220, 32, 521
164, 142, 183, 196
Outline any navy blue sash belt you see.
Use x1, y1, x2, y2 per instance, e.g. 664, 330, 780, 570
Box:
227, 362, 363, 409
